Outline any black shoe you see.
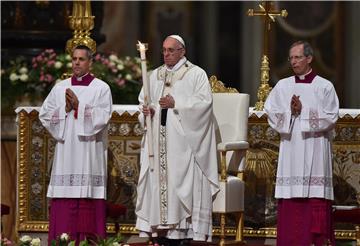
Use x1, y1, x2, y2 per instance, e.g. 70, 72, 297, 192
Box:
167, 239, 180, 246
178, 239, 191, 246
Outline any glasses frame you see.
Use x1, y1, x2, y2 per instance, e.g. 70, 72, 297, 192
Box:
288, 55, 306, 62
161, 47, 184, 55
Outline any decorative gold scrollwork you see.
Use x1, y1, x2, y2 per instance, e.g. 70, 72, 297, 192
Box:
209, 75, 238, 93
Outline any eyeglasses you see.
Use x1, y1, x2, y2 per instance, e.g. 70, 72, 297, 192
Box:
288, 55, 306, 62
161, 48, 183, 55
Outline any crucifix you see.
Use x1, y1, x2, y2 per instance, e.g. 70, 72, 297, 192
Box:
248, 1, 288, 110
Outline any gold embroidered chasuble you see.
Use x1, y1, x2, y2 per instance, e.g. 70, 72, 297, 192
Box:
135, 58, 219, 241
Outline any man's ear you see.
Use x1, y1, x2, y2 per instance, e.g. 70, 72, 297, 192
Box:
181, 48, 186, 57
306, 55, 313, 64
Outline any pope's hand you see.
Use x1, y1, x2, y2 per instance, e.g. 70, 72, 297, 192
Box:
142, 105, 155, 117
159, 94, 175, 109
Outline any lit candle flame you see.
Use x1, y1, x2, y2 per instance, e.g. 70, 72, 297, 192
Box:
137, 41, 146, 59
138, 41, 145, 50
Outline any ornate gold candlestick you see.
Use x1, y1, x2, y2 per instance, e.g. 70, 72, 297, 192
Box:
66, 0, 96, 54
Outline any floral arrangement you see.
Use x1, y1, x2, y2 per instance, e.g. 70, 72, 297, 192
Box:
18, 235, 41, 246
50, 233, 124, 246
0, 233, 125, 246
0, 234, 41, 246
1, 49, 144, 113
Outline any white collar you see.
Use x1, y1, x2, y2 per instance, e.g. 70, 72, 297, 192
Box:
75, 72, 89, 81
166, 57, 187, 72
298, 69, 312, 80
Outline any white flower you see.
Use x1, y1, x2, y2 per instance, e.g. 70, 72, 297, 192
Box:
19, 74, 28, 82
20, 235, 32, 243
65, 54, 71, 61
54, 61, 63, 69
109, 54, 118, 62
125, 74, 132, 80
19, 67, 28, 74
9, 73, 18, 81
30, 237, 41, 246
109, 61, 116, 67
60, 233, 69, 241
117, 64, 124, 70
66, 62, 72, 68
112, 243, 121, 246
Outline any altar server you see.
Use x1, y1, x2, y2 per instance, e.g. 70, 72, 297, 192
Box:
264, 40, 339, 246
39, 45, 112, 244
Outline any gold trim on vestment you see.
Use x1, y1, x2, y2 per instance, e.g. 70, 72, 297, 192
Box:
157, 61, 195, 88
159, 125, 168, 224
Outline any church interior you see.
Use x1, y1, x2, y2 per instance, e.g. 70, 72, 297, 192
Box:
1, 1, 360, 245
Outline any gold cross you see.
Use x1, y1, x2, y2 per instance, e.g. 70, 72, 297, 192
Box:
248, 1, 287, 55
248, 2, 288, 30
247, 1, 288, 110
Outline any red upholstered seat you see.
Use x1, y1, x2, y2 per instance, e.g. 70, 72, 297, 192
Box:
106, 202, 127, 233
333, 206, 360, 243
106, 202, 127, 218
333, 208, 360, 224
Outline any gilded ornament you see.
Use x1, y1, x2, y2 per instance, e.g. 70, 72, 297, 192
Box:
66, 1, 96, 55
209, 75, 238, 93
247, 2, 287, 110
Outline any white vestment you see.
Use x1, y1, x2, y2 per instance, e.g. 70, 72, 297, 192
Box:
39, 77, 112, 199
264, 75, 339, 200
135, 58, 219, 241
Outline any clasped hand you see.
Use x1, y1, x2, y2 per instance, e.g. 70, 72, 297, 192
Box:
291, 95, 302, 116
65, 88, 79, 113
159, 94, 175, 109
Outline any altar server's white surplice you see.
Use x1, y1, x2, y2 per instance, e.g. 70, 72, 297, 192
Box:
39, 77, 112, 199
264, 75, 339, 200
135, 58, 219, 241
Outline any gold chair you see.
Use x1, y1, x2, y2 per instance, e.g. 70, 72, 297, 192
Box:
210, 76, 250, 246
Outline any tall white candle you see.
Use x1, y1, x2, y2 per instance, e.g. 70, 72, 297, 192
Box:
138, 42, 146, 60
137, 41, 154, 171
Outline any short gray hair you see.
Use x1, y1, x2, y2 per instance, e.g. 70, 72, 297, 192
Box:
290, 41, 314, 57
73, 45, 93, 60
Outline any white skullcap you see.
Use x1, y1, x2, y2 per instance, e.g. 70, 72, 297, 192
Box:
167, 35, 185, 47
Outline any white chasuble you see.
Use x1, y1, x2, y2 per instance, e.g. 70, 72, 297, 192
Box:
135, 59, 219, 241
264, 75, 339, 200
39, 78, 112, 199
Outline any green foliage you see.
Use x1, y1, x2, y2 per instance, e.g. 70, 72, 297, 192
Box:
89, 234, 123, 246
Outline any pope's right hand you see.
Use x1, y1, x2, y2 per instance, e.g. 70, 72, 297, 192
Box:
142, 105, 155, 117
